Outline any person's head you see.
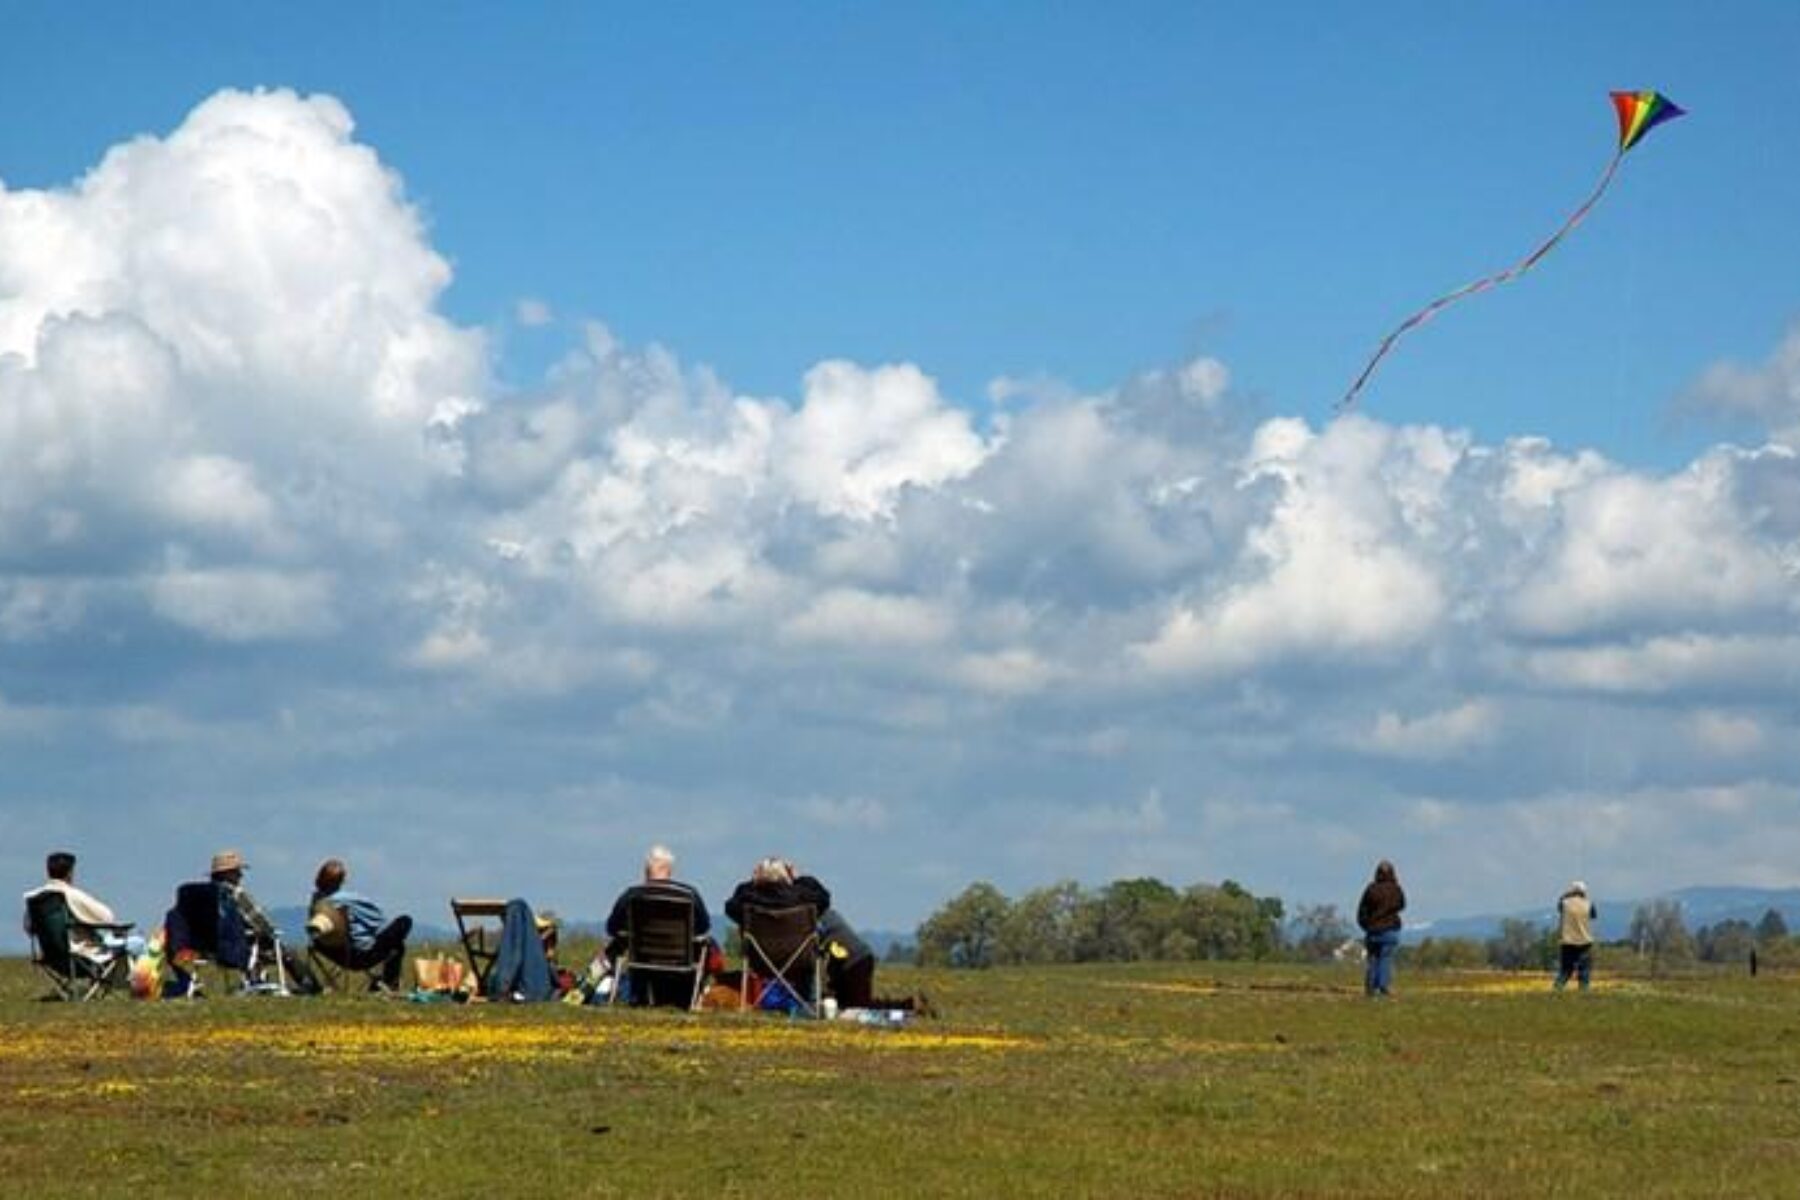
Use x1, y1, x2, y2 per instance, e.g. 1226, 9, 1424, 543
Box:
314, 858, 347, 896
45, 851, 76, 882
1568, 880, 1587, 897
210, 849, 247, 882
751, 856, 793, 886
1374, 859, 1397, 883
644, 844, 675, 882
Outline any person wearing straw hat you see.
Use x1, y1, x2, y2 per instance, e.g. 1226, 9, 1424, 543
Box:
1554, 881, 1598, 992
210, 849, 318, 993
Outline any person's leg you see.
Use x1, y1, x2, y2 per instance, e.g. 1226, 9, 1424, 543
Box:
1555, 944, 1576, 990
1576, 945, 1592, 991
1364, 938, 1380, 996
834, 955, 875, 1009
277, 942, 320, 994
361, 916, 413, 989
1373, 931, 1399, 995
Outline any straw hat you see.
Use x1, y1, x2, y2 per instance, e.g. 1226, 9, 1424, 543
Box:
210, 849, 247, 874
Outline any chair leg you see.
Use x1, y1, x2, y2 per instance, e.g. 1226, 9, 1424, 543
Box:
607, 956, 627, 1007
36, 963, 74, 1002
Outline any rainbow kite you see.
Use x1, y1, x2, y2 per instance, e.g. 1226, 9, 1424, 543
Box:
1337, 90, 1685, 413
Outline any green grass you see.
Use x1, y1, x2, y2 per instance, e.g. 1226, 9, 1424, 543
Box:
2, 954, 1797, 1197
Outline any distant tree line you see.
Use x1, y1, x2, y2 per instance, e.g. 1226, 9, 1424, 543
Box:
913, 878, 1285, 968
1408, 903, 1798, 976
909, 882, 1800, 974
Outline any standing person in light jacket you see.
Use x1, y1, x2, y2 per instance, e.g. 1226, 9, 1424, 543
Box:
1553, 881, 1598, 992
1357, 860, 1406, 998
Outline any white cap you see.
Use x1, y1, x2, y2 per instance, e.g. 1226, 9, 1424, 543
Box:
1569, 880, 1587, 895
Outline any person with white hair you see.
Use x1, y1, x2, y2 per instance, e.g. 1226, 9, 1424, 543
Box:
603, 844, 713, 1006
1554, 881, 1599, 991
725, 856, 927, 1014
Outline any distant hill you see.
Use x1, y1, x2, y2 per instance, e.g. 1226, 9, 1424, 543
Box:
269, 908, 913, 956
269, 906, 455, 946
1406, 886, 1800, 944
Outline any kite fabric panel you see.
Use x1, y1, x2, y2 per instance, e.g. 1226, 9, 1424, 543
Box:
1337, 91, 1685, 414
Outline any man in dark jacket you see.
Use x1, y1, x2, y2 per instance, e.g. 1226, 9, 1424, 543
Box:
604, 844, 711, 1006
1356, 860, 1406, 997
726, 858, 924, 1012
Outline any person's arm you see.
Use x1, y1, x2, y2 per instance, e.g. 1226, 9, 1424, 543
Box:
605, 890, 630, 938
64, 885, 117, 926
1356, 887, 1374, 932
690, 888, 711, 937
1395, 885, 1406, 915
795, 875, 833, 914
724, 883, 748, 926
234, 886, 276, 940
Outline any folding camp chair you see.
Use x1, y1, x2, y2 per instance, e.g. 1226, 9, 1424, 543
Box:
25, 890, 133, 1001
739, 904, 823, 1018
306, 901, 383, 993
449, 897, 508, 987
609, 891, 710, 1010
167, 881, 288, 997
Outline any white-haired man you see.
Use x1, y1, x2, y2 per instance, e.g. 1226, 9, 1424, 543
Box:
1554, 881, 1598, 992
604, 845, 713, 1005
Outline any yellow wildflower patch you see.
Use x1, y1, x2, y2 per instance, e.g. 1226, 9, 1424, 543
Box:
1106, 981, 1225, 997
1427, 975, 1637, 996
0, 1016, 1035, 1067
11, 1079, 141, 1100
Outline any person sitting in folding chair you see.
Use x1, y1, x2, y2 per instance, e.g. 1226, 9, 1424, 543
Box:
210, 850, 318, 992
22, 851, 133, 1000
166, 850, 317, 995
604, 844, 714, 1008
726, 857, 927, 1015
307, 858, 412, 993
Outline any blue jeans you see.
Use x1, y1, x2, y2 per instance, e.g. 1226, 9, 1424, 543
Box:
1365, 929, 1400, 996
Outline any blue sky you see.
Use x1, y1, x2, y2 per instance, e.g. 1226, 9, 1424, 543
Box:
11, 4, 1794, 458
5, 5, 1800, 940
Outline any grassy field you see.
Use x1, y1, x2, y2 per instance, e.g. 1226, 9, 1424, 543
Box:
1, 952, 1796, 1197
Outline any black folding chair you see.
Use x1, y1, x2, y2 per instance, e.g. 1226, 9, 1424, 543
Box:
168, 881, 287, 996
740, 904, 823, 1018
25, 890, 132, 1001
609, 891, 709, 1010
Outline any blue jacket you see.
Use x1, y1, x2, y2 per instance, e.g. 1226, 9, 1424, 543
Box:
485, 897, 555, 1002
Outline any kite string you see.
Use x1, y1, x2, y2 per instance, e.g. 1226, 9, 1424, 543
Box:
1337, 150, 1626, 414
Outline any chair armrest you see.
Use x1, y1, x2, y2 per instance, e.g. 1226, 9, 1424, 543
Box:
74, 921, 135, 935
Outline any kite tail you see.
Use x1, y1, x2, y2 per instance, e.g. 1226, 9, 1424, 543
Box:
1336, 151, 1626, 414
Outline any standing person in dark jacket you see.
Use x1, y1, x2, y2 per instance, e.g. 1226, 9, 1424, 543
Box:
1356, 860, 1406, 998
